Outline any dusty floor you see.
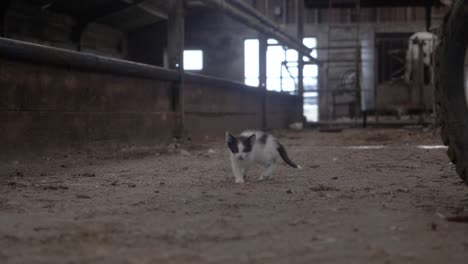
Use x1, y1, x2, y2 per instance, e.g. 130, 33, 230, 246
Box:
1, 128, 468, 264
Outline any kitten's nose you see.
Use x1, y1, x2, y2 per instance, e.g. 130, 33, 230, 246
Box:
238, 156, 244, 161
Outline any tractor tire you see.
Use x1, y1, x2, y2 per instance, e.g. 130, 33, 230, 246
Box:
435, 0, 468, 184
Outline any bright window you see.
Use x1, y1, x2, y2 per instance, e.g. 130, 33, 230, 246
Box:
244, 37, 319, 121
244, 39, 259, 86
184, 50, 203, 70
244, 38, 318, 91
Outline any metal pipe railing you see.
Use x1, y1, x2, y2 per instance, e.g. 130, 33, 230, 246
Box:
0, 37, 266, 92
0, 37, 180, 81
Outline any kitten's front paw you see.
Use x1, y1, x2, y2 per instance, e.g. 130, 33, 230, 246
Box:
235, 178, 245, 184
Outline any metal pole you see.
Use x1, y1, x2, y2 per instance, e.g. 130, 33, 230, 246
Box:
0, 37, 180, 81
0, 35, 261, 91
325, 0, 333, 121
260, 35, 268, 130
281, 48, 286, 92
168, 0, 185, 138
297, 0, 305, 122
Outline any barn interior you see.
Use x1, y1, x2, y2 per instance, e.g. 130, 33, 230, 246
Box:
1, 0, 468, 263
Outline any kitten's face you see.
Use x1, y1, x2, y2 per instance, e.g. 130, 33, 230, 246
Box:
226, 132, 256, 161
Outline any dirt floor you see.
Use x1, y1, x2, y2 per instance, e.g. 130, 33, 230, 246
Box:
1, 128, 468, 264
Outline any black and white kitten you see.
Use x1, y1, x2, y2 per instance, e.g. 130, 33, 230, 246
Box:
226, 130, 301, 183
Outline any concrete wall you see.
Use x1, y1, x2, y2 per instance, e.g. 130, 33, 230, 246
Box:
0, 42, 301, 157
0, 57, 175, 156
184, 81, 300, 137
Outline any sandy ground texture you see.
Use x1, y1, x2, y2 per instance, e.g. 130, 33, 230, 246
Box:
1, 128, 468, 264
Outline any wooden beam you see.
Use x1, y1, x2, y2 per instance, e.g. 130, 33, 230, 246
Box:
416, 40, 425, 123
425, 1, 432, 31
168, 0, 185, 138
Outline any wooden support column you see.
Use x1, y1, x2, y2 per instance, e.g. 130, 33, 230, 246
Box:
168, 0, 185, 138
374, 41, 380, 124
259, 34, 268, 130
297, 0, 305, 122
355, 0, 362, 119
416, 40, 425, 124
425, 1, 432, 32
355, 46, 362, 118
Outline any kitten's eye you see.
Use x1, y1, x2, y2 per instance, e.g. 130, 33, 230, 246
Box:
227, 142, 239, 153
242, 142, 252, 153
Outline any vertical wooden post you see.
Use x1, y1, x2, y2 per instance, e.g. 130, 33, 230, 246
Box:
355, 46, 362, 118
259, 34, 267, 130
354, 0, 361, 119
374, 41, 380, 124
425, 1, 432, 32
168, 0, 185, 138
417, 40, 425, 124
297, 0, 305, 123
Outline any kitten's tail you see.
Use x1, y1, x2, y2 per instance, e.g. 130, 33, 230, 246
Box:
277, 142, 302, 169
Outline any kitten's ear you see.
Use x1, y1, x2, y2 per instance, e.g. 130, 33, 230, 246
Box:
226, 132, 239, 153
226, 132, 235, 143
248, 133, 256, 143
